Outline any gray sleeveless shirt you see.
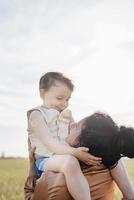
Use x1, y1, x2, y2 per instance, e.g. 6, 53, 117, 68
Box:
27, 105, 73, 157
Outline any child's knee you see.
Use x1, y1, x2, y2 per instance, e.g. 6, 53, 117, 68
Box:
61, 155, 80, 173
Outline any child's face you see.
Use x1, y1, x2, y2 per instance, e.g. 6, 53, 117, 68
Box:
40, 81, 72, 112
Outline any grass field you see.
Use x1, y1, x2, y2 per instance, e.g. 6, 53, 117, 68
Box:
0, 158, 134, 200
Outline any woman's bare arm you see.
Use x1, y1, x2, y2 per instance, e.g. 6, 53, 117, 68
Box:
24, 139, 37, 200
110, 159, 134, 199
65, 122, 80, 147
24, 173, 37, 200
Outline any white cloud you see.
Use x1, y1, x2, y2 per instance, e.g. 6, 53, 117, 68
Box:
0, 0, 134, 156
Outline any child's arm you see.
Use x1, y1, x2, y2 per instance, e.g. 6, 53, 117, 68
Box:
65, 122, 80, 147
110, 159, 134, 199
29, 110, 85, 155
29, 110, 101, 165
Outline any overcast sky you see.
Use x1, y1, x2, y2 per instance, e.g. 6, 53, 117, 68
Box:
0, 0, 134, 157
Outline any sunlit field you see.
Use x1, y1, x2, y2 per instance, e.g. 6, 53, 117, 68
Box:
0, 159, 28, 200
0, 158, 133, 200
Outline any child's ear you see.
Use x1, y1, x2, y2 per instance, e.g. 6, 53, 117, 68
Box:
39, 89, 45, 98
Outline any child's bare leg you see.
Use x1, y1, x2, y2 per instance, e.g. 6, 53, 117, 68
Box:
43, 154, 91, 200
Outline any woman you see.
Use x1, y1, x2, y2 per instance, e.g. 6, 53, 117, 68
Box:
24, 141, 114, 200
24, 112, 134, 200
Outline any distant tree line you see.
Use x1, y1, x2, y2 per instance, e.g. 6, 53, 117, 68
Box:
0, 152, 25, 159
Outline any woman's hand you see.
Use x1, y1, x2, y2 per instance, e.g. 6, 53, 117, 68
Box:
28, 138, 36, 176
28, 138, 36, 163
73, 147, 102, 166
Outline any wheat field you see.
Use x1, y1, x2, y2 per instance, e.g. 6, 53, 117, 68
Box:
0, 158, 133, 200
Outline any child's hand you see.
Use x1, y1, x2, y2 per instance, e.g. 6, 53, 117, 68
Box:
73, 147, 102, 166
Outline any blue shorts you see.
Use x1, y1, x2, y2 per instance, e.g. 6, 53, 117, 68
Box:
35, 156, 50, 177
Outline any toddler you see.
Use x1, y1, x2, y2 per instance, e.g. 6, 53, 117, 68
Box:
27, 72, 101, 200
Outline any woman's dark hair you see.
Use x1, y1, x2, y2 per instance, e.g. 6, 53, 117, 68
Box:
39, 72, 74, 91
79, 112, 134, 169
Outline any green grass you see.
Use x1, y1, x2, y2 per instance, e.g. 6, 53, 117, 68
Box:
0, 159, 133, 200
0, 159, 28, 200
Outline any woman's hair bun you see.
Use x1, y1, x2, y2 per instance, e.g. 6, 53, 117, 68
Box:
118, 126, 134, 158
